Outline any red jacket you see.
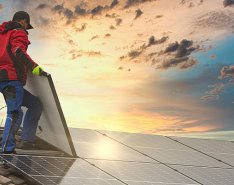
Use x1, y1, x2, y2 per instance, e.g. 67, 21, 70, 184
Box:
0, 21, 38, 85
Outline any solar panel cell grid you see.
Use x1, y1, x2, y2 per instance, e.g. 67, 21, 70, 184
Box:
0, 155, 122, 185
87, 160, 198, 185
170, 136, 234, 154
172, 165, 234, 185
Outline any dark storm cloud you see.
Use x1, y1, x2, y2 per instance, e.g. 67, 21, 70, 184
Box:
165, 39, 196, 58
75, 5, 87, 15
64, 8, 74, 20
135, 8, 143, 19
223, 0, 234, 7
53, 4, 74, 21
219, 65, 234, 79
157, 39, 198, 69
165, 42, 179, 52
201, 83, 225, 100
124, 0, 156, 8
91, 5, 106, 15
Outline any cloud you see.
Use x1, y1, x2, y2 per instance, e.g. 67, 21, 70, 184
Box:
148, 36, 168, 47
201, 83, 225, 100
110, 0, 119, 8
115, 18, 122, 26
74, 23, 87, 32
180, 0, 204, 7
154, 39, 198, 69
223, 0, 234, 7
52, 4, 74, 22
219, 65, 234, 79
69, 49, 103, 60
106, 13, 118, 18
165, 39, 196, 58
128, 49, 143, 59
157, 57, 197, 70
74, 5, 87, 16
165, 42, 179, 52
134, 8, 143, 19
124, 0, 156, 8
104, 33, 111, 38
53, 4, 64, 13
36, 3, 50, 10
155, 15, 163, 19
120, 36, 169, 61
91, 5, 106, 15
110, 25, 116, 30
194, 11, 234, 30
90, 35, 99, 41
64, 8, 74, 19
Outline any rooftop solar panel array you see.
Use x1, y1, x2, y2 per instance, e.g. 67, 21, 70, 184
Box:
1, 128, 234, 185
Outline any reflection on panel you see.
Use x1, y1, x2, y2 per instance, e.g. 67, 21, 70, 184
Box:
97, 130, 187, 150
70, 128, 154, 162
87, 159, 198, 185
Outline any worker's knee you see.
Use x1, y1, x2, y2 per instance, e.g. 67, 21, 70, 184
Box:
2, 86, 16, 100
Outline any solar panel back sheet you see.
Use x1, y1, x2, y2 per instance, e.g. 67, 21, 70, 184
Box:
25, 73, 76, 157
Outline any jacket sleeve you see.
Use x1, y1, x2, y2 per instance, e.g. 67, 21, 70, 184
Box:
10, 29, 38, 71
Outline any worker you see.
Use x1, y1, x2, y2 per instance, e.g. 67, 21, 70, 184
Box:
0, 11, 45, 153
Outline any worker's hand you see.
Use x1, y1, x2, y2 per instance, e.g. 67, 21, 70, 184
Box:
32, 66, 44, 76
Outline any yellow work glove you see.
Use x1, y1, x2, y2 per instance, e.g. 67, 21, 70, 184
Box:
32, 66, 44, 76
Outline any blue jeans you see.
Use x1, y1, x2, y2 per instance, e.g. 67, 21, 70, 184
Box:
0, 80, 42, 153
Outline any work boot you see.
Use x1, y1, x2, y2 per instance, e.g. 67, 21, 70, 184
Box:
16, 140, 37, 150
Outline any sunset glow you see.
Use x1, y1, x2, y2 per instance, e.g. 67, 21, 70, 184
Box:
0, 0, 233, 138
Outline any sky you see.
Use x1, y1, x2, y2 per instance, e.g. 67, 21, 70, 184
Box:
0, 0, 234, 139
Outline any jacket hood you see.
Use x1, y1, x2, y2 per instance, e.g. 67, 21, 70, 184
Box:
0, 21, 27, 34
